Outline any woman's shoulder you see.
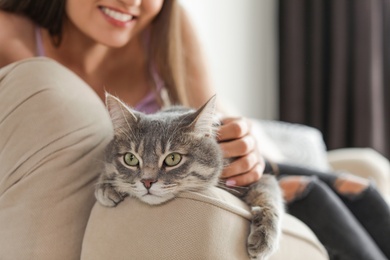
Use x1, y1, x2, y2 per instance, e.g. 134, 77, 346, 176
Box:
0, 11, 36, 68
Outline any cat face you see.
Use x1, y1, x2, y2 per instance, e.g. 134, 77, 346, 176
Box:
103, 94, 223, 205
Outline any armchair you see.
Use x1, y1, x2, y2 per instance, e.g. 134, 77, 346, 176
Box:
81, 120, 390, 260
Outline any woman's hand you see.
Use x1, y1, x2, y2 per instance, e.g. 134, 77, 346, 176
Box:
217, 117, 265, 186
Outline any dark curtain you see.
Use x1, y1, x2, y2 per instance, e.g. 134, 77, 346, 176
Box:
279, 0, 390, 159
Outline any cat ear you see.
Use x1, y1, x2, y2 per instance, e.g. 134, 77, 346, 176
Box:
105, 92, 138, 132
189, 95, 220, 137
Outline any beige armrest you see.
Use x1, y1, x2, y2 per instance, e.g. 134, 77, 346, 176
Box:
82, 187, 328, 260
270, 215, 328, 260
327, 148, 390, 198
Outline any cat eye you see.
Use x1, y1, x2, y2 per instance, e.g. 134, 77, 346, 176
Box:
164, 153, 182, 167
123, 152, 139, 166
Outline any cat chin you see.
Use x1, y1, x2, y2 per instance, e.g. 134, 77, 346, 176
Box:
138, 194, 175, 205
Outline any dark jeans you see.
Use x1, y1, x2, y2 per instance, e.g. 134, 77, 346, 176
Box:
265, 162, 390, 260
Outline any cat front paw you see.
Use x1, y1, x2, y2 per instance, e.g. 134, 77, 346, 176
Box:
247, 206, 281, 260
95, 184, 125, 207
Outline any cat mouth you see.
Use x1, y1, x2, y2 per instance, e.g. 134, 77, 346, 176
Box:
142, 191, 161, 198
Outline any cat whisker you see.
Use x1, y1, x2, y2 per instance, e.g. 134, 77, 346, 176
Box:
96, 179, 117, 186
111, 180, 140, 192
160, 189, 176, 194
216, 180, 249, 195
162, 184, 178, 188
133, 189, 146, 193
157, 190, 176, 196
216, 185, 241, 195
184, 187, 207, 194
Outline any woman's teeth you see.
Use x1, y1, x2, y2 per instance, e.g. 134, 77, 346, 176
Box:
100, 7, 133, 22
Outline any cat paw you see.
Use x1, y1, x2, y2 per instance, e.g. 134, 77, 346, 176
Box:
95, 184, 124, 207
247, 206, 281, 260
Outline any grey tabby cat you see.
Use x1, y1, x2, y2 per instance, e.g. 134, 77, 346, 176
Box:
95, 93, 284, 260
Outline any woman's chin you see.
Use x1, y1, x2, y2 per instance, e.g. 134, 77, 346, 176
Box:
100, 37, 132, 48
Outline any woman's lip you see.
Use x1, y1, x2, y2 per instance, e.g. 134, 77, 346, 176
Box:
98, 6, 136, 27
99, 5, 138, 16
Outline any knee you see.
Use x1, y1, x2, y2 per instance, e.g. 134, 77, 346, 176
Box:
1, 57, 79, 94
333, 174, 370, 197
279, 174, 371, 204
0, 58, 113, 173
279, 176, 320, 203
1, 57, 112, 137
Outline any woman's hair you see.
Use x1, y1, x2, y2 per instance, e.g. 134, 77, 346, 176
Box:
149, 0, 188, 106
0, 0, 189, 105
0, 0, 65, 44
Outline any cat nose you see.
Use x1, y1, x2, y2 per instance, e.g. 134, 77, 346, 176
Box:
141, 179, 157, 189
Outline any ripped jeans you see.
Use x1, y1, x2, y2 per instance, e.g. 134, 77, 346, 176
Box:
266, 162, 390, 260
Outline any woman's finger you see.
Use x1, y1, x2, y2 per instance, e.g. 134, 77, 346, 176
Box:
217, 117, 250, 142
221, 153, 258, 178
219, 134, 256, 158
224, 164, 264, 187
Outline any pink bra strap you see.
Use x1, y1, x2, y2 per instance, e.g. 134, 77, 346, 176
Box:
35, 27, 45, 56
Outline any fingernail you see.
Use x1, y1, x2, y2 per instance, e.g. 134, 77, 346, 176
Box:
226, 180, 236, 187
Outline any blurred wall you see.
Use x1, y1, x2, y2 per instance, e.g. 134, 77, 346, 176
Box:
180, 0, 278, 119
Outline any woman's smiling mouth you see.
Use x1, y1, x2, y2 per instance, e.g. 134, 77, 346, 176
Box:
99, 6, 134, 25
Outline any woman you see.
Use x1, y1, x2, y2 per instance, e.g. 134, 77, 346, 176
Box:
0, 0, 264, 259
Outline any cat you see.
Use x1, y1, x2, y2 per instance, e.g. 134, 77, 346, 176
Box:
95, 93, 284, 260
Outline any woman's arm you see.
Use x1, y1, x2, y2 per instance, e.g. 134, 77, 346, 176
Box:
179, 7, 265, 186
